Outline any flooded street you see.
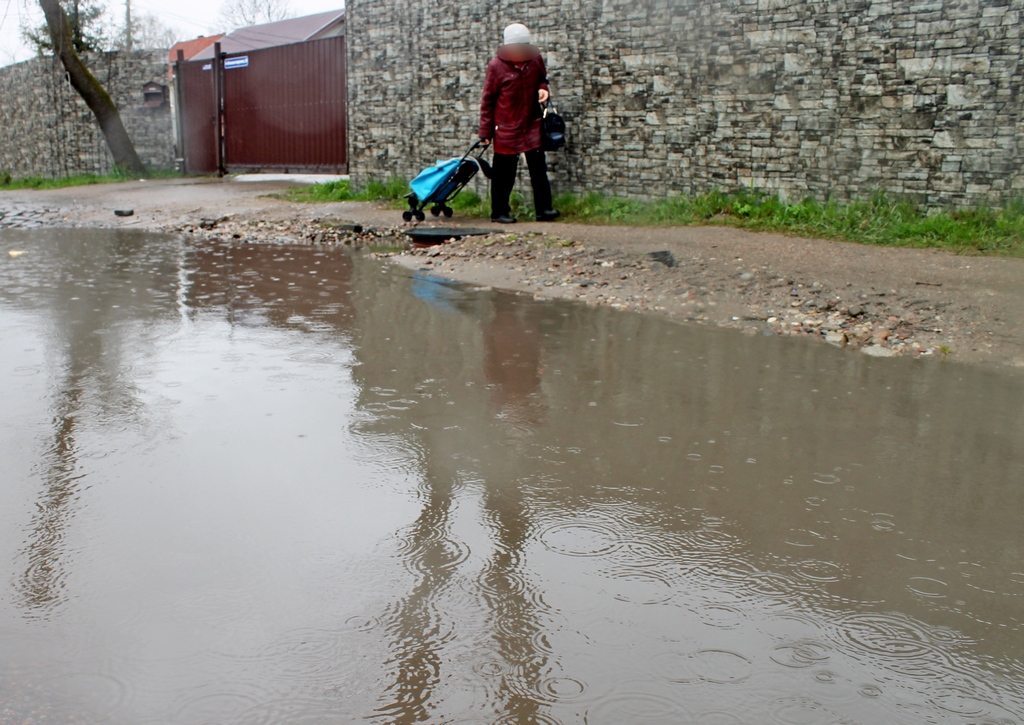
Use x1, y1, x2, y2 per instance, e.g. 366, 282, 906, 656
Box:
1, 229, 1023, 724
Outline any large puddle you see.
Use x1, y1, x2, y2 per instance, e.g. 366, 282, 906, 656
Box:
1, 229, 1023, 724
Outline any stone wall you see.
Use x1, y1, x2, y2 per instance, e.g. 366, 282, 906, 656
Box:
0, 50, 174, 179
346, 0, 1024, 208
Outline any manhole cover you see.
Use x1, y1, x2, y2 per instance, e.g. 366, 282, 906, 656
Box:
403, 227, 492, 247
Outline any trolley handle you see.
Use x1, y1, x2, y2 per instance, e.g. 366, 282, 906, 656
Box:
463, 138, 491, 163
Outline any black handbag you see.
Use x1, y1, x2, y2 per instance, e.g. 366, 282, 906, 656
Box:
542, 102, 567, 151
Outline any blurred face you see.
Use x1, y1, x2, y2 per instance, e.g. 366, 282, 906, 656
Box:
504, 44, 533, 62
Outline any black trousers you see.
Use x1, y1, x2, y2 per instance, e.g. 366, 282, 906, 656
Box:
491, 148, 553, 219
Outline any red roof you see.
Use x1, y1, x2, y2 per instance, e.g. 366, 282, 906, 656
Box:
191, 10, 345, 60
169, 35, 224, 64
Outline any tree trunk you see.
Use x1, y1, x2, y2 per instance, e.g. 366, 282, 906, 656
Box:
39, 0, 147, 176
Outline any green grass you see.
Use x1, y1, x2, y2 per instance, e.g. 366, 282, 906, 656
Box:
286, 177, 409, 203
551, 189, 1024, 256
294, 180, 1024, 257
0, 168, 182, 191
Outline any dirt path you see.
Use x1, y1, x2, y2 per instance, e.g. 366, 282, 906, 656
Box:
3, 178, 1022, 368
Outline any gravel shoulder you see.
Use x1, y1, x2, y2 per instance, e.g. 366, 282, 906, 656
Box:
3, 178, 1022, 368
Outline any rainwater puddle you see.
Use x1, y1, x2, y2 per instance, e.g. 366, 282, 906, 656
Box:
1, 229, 1023, 724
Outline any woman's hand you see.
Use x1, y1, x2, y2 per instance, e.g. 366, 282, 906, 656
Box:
538, 89, 550, 104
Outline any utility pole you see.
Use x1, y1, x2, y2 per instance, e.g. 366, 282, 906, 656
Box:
70, 0, 80, 48
124, 0, 133, 50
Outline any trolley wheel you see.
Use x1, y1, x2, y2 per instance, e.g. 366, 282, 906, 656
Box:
414, 210, 426, 222
442, 206, 454, 218
402, 210, 414, 222
430, 205, 442, 217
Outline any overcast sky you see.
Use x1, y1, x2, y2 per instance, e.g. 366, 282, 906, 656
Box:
0, 0, 344, 66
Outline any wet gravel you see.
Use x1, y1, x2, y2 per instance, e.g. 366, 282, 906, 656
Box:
400, 232, 977, 360
169, 215, 397, 249
0, 206, 67, 230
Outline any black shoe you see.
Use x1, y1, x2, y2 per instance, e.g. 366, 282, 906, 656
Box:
491, 215, 517, 224
536, 209, 561, 222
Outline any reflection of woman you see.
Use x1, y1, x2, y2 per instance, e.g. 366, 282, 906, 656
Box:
479, 23, 560, 225
482, 294, 545, 429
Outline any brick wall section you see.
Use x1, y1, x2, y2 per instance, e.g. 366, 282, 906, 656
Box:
0, 50, 174, 179
346, 0, 1024, 207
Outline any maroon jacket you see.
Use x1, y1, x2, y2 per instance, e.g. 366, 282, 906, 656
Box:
479, 47, 550, 155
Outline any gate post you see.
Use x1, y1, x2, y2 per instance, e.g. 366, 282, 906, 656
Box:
173, 49, 186, 174
214, 41, 226, 177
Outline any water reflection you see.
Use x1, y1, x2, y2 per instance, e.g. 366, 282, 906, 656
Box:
348, 262, 1024, 723
351, 278, 554, 723
482, 293, 546, 430
0, 232, 1022, 724
1, 231, 180, 618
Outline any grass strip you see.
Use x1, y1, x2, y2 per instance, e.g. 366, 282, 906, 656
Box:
1, 168, 182, 191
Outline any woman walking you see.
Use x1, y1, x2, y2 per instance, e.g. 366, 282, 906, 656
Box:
479, 23, 560, 224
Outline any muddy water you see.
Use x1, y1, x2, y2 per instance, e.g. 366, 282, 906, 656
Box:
1, 229, 1023, 725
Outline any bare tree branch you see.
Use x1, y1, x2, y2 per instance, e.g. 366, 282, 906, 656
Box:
115, 11, 178, 50
217, 0, 294, 31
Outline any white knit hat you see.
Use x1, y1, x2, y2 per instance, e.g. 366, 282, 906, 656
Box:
503, 23, 532, 46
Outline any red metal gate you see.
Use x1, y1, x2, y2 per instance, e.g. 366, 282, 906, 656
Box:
176, 35, 347, 175
177, 58, 218, 175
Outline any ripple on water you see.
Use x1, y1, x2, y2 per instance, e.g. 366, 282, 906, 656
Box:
784, 528, 828, 549
693, 711, 747, 725
745, 569, 806, 602
489, 615, 558, 659
686, 527, 740, 554
581, 617, 636, 648
343, 614, 382, 633
472, 659, 510, 678
927, 684, 995, 716
812, 669, 839, 684
252, 627, 361, 685
584, 689, 687, 724
284, 350, 336, 365
468, 561, 537, 604
651, 649, 753, 685
907, 577, 948, 599
870, 513, 895, 532
768, 696, 850, 725
493, 713, 562, 725
238, 697, 353, 725
396, 536, 472, 575
769, 640, 833, 669
695, 603, 747, 630
171, 685, 264, 725
813, 473, 841, 485
384, 399, 418, 411
538, 519, 625, 558
858, 684, 883, 699
18, 554, 73, 617
833, 611, 953, 678
43, 671, 130, 721
621, 532, 693, 569
607, 570, 676, 605
792, 559, 847, 584
535, 675, 588, 703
